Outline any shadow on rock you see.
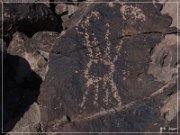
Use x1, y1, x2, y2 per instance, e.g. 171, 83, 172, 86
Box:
1, 52, 42, 132
2, 3, 61, 44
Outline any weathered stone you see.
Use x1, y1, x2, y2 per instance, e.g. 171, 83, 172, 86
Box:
3, 31, 59, 132
161, 92, 179, 122
57, 96, 167, 132
1, 0, 179, 133
38, 2, 177, 132
3, 53, 42, 132
55, 4, 68, 15
3, 3, 59, 43
7, 31, 60, 80
55, 3, 79, 29
5, 103, 41, 134
148, 35, 179, 82
160, 0, 180, 29
55, 4, 78, 15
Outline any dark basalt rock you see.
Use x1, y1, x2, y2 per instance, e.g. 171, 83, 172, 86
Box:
58, 98, 164, 132
2, 3, 59, 44
38, 2, 177, 132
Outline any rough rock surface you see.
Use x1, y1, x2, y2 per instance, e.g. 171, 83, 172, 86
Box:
38, 2, 179, 132
3, 52, 42, 132
55, 3, 79, 29
2, 3, 59, 43
6, 103, 42, 134
2, 31, 60, 133
148, 34, 179, 83
1, 0, 179, 134
160, 0, 180, 29
7, 31, 60, 80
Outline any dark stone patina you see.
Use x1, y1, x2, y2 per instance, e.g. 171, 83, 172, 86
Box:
2, 3, 59, 44
38, 2, 178, 132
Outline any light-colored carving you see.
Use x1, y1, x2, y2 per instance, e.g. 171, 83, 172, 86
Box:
76, 12, 123, 113
80, 11, 101, 29
120, 4, 146, 22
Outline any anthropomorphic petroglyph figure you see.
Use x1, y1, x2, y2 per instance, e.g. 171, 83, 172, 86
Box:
75, 11, 123, 113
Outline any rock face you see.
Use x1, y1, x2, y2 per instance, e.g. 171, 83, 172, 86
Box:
54, 1, 88, 30
7, 31, 60, 80
38, 2, 178, 132
2, 31, 60, 132
148, 35, 179, 83
160, 0, 180, 29
55, 3, 79, 29
6, 103, 42, 134
1, 0, 179, 134
3, 53, 42, 132
2, 3, 59, 43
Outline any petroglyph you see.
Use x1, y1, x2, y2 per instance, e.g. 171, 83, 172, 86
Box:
76, 16, 123, 112
80, 11, 101, 29
120, 4, 146, 22
37, 2, 178, 132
